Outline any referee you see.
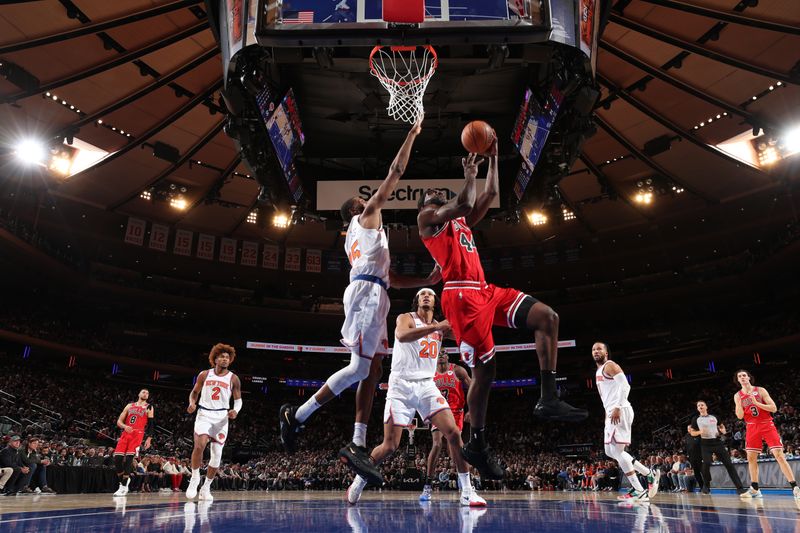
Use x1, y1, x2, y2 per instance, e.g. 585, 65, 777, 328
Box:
688, 401, 747, 496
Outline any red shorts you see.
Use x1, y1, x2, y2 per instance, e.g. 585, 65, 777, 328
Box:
114, 430, 144, 455
432, 409, 464, 432
745, 422, 783, 452
442, 281, 530, 367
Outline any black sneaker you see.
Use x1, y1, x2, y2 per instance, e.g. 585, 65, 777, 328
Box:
338, 442, 383, 487
533, 398, 588, 422
279, 404, 303, 454
460, 442, 505, 480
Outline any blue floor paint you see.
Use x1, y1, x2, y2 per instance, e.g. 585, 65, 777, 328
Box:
1, 494, 799, 532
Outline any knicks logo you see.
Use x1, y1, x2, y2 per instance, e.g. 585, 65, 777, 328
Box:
218, 433, 226, 441
437, 397, 446, 405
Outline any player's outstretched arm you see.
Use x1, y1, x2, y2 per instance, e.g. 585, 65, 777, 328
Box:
187, 371, 207, 414
466, 138, 498, 227
418, 153, 483, 230
389, 265, 441, 289
361, 116, 423, 228
395, 313, 450, 343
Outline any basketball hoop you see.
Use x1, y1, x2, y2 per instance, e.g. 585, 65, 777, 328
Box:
369, 45, 437, 124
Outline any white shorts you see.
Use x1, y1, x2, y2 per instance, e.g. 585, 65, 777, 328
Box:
194, 410, 229, 444
383, 375, 451, 427
604, 406, 634, 445
340, 279, 390, 359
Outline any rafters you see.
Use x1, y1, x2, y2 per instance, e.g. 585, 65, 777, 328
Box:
174, 155, 242, 225
637, 0, 800, 36
578, 153, 653, 220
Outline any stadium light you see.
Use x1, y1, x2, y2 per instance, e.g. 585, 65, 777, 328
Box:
273, 213, 290, 228
526, 211, 547, 226
170, 197, 187, 210
14, 139, 47, 166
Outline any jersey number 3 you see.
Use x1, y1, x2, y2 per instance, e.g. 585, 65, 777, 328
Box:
749, 405, 759, 417
459, 232, 476, 252
211, 387, 221, 401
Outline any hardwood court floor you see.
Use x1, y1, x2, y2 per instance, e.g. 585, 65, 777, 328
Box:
1, 490, 798, 532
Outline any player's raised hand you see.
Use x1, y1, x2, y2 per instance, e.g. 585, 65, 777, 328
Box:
426, 264, 442, 284
228, 409, 238, 420
462, 153, 485, 180
488, 134, 498, 157
187, 403, 196, 414
410, 112, 424, 136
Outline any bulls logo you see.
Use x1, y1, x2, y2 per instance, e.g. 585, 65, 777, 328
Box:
218, 433, 226, 441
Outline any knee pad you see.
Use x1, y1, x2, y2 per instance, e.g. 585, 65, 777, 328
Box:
209, 442, 224, 468
325, 352, 373, 396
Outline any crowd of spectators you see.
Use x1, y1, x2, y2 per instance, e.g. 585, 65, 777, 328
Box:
2, 352, 798, 496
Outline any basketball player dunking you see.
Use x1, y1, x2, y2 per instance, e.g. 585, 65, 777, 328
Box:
417, 140, 587, 480
280, 116, 438, 482
420, 347, 470, 501
344, 288, 486, 507
592, 342, 659, 502
734, 369, 800, 499
186, 343, 242, 502
112, 388, 153, 497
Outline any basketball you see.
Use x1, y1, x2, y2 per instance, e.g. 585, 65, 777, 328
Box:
461, 121, 496, 154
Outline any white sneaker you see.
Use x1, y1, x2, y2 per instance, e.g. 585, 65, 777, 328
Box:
460, 488, 487, 507
793, 486, 800, 500
419, 484, 432, 502
647, 469, 661, 499
198, 486, 213, 502
346, 475, 367, 505
186, 476, 201, 499
34, 487, 41, 494
113, 484, 128, 497
618, 489, 649, 502
745, 487, 763, 499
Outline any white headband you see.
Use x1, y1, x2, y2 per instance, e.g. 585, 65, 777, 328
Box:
416, 288, 436, 298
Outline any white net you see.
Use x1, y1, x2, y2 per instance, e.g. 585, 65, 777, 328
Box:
369, 45, 437, 124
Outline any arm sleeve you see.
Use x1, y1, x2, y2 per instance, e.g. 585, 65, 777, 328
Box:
690, 416, 699, 430
144, 418, 155, 438
605, 372, 631, 409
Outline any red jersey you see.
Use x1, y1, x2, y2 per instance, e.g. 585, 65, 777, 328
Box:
434, 363, 466, 412
125, 403, 150, 433
422, 217, 484, 283
738, 388, 772, 424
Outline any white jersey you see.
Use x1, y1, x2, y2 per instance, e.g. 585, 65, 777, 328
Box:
390, 313, 442, 380
199, 368, 235, 412
595, 361, 631, 413
345, 214, 390, 284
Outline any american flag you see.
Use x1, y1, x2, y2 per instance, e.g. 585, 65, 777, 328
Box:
283, 11, 314, 24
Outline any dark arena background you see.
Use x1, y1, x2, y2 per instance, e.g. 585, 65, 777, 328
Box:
1, 0, 799, 531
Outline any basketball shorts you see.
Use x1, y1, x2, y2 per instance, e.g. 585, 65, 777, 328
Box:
340, 279, 390, 360
431, 410, 464, 433
384, 375, 451, 427
114, 430, 144, 455
745, 422, 783, 452
604, 406, 634, 445
441, 281, 535, 367
194, 410, 229, 444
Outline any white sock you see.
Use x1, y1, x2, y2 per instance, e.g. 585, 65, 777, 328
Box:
627, 474, 644, 492
458, 473, 471, 492
295, 396, 322, 423
191, 469, 200, 480
632, 461, 650, 476
353, 423, 368, 447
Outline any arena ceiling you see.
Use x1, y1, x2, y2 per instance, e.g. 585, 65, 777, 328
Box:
0, 0, 799, 251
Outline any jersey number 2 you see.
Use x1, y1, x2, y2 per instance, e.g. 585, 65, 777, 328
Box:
211, 387, 221, 401
459, 232, 476, 253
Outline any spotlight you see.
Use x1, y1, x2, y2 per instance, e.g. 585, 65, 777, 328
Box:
140, 190, 152, 200
170, 197, 187, 210
783, 125, 800, 154
562, 207, 576, 221
526, 211, 547, 226
14, 139, 47, 165
634, 192, 653, 205
273, 213, 290, 228
247, 210, 258, 224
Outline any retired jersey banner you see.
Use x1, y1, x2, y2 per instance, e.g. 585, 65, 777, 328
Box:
241, 241, 258, 267
285, 247, 301, 271
316, 180, 499, 210
197, 234, 216, 260
219, 237, 237, 264
262, 244, 279, 269
148, 223, 169, 252
124, 217, 146, 246
173, 229, 193, 256
305, 249, 321, 273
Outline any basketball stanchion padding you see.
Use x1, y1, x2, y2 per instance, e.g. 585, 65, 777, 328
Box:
369, 45, 437, 124
383, 0, 424, 24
